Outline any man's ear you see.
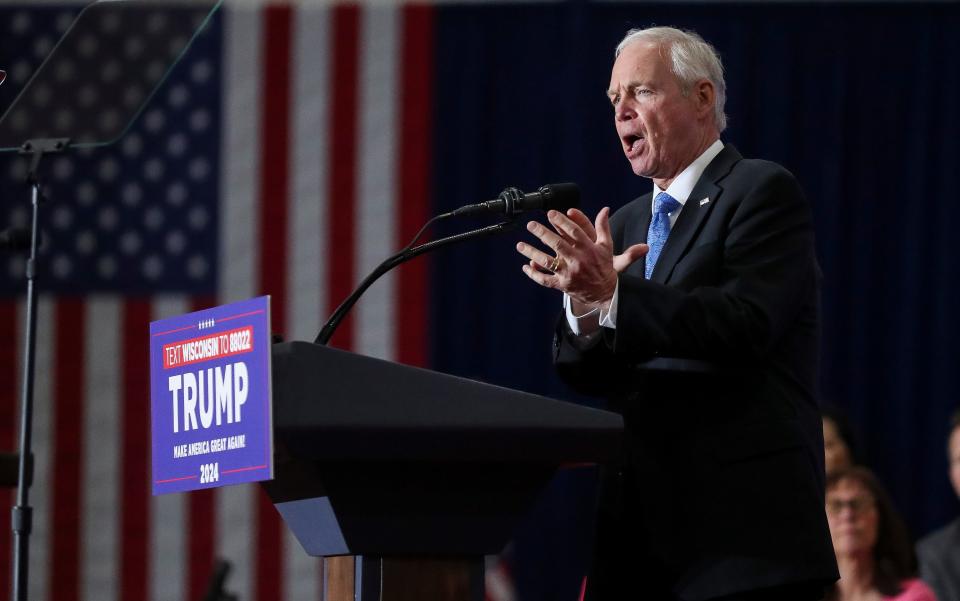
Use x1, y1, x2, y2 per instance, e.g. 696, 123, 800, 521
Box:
694, 79, 715, 119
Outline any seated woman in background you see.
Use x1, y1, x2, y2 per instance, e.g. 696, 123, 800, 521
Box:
826, 466, 937, 601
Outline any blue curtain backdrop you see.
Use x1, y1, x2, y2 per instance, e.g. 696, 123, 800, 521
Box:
429, 3, 960, 598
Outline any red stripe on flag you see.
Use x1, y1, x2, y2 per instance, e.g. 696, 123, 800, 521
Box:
256, 6, 293, 600
255, 488, 284, 601
396, 5, 434, 368
187, 296, 217, 601
326, 3, 361, 350
0, 301, 17, 601
50, 299, 84, 601
259, 3, 293, 336
120, 299, 152, 600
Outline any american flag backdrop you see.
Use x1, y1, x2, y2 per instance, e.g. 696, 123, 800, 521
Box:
0, 2, 443, 600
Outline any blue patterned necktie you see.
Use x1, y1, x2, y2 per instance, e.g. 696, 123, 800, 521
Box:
645, 192, 681, 279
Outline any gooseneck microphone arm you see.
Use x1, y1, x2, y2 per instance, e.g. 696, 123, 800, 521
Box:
312, 182, 578, 346
314, 219, 519, 345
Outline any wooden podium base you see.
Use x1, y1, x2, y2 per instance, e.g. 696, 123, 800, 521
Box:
322, 556, 483, 601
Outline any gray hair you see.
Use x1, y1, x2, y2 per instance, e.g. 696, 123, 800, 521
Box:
616, 27, 727, 132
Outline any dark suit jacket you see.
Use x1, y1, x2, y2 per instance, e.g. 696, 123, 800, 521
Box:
918, 517, 960, 601
555, 145, 839, 600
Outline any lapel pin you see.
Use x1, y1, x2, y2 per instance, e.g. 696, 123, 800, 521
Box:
699, 197, 710, 206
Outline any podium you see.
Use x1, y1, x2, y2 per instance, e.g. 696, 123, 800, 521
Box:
265, 341, 623, 601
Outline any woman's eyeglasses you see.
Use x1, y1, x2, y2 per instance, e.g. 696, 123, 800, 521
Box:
826, 496, 875, 515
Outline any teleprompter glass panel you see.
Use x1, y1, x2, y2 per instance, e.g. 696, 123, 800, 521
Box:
0, 0, 222, 152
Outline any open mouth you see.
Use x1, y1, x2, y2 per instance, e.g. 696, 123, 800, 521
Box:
623, 133, 644, 155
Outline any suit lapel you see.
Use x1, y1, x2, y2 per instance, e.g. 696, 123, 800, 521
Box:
651, 145, 742, 284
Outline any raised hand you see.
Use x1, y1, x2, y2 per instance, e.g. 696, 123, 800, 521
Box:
516, 207, 647, 311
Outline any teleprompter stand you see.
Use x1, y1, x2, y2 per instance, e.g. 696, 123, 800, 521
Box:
0, 3, 222, 600
7, 137, 67, 601
266, 341, 623, 601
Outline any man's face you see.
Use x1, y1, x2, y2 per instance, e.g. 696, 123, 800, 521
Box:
607, 42, 704, 180
948, 427, 960, 498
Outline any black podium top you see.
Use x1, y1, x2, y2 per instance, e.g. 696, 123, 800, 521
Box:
272, 341, 623, 465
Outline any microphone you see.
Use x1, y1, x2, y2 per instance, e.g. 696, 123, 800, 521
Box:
452, 183, 580, 217
0, 228, 32, 252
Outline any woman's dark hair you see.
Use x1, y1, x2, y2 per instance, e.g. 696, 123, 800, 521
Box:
821, 404, 866, 466
824, 466, 916, 598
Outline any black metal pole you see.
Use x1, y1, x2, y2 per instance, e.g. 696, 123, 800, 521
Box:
10, 137, 66, 601
11, 177, 41, 601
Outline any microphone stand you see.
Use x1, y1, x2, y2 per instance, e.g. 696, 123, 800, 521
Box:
315, 219, 519, 345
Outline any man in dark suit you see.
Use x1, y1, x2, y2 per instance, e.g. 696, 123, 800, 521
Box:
516, 26, 838, 601
917, 410, 960, 601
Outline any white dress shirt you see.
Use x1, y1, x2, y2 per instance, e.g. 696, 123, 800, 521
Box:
564, 139, 725, 336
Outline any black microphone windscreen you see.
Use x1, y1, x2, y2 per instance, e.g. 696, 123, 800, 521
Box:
539, 183, 580, 212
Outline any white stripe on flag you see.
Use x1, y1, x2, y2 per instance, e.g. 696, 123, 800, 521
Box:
217, 5, 262, 600
150, 296, 191, 601
356, 4, 400, 361
216, 485, 254, 600
149, 492, 186, 601
284, 529, 321, 601
288, 5, 330, 344
220, 3, 263, 305
81, 296, 120, 601
283, 6, 330, 598
26, 297, 53, 601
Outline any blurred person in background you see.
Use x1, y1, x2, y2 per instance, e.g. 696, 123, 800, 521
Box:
916, 410, 960, 601
826, 466, 936, 601
822, 405, 863, 477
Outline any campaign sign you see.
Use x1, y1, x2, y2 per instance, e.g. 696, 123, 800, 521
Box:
150, 296, 273, 495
